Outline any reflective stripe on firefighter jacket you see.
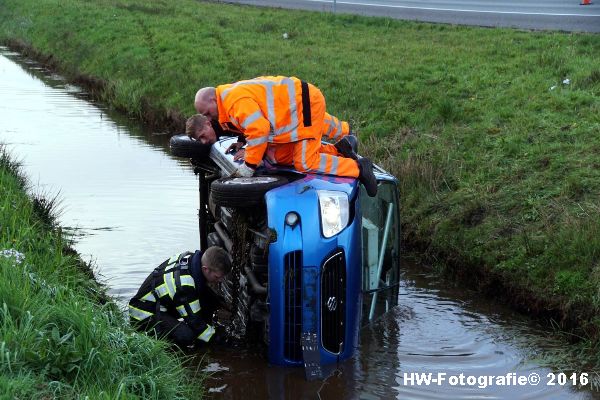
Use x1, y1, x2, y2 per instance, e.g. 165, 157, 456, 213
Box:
128, 251, 215, 343
216, 76, 353, 176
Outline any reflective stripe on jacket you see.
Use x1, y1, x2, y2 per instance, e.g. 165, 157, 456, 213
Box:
323, 112, 349, 140
216, 76, 327, 166
128, 251, 215, 342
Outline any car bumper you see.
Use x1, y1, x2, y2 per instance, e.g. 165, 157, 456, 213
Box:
266, 177, 362, 366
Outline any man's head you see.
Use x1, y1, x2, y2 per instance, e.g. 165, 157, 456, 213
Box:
194, 87, 218, 121
185, 114, 217, 145
200, 246, 232, 283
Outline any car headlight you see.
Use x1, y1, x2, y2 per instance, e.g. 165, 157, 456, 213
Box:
317, 190, 349, 238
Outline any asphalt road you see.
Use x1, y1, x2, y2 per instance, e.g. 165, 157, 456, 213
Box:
222, 0, 600, 32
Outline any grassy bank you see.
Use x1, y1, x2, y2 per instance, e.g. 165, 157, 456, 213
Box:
0, 146, 201, 398
0, 0, 598, 354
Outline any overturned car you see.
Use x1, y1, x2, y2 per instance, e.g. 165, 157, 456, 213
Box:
170, 135, 400, 376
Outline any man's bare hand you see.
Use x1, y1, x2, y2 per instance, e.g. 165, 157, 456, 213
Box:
226, 141, 245, 155
233, 149, 245, 161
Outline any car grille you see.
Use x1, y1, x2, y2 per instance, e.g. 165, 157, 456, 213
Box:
284, 250, 303, 361
321, 250, 346, 354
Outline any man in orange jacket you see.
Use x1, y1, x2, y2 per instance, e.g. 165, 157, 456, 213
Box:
191, 76, 377, 196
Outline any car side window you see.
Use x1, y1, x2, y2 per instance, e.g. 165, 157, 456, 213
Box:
360, 181, 400, 323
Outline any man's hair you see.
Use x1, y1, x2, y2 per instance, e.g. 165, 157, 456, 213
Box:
201, 246, 232, 275
185, 114, 209, 138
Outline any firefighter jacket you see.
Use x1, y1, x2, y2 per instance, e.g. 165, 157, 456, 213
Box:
215, 76, 349, 168
128, 251, 217, 342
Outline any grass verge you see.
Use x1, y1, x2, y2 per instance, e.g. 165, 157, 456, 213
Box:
0, 146, 202, 398
0, 0, 598, 363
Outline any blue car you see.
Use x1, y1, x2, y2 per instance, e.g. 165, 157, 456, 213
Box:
170, 135, 401, 376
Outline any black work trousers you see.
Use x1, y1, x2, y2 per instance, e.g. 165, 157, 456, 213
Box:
133, 313, 197, 348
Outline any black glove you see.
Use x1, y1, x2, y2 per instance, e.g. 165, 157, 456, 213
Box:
210, 327, 229, 345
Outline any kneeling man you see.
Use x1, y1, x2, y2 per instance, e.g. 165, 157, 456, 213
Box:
129, 246, 231, 347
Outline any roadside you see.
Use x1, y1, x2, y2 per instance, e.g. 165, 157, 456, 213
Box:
0, 0, 598, 367
221, 0, 600, 33
0, 147, 201, 397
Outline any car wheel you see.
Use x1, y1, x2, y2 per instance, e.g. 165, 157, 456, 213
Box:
211, 176, 289, 208
169, 134, 211, 159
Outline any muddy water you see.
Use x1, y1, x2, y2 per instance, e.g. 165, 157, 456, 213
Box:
0, 48, 596, 399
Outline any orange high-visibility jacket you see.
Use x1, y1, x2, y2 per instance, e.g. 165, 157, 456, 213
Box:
216, 76, 347, 167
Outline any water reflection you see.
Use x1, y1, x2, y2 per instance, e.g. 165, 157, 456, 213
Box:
0, 48, 596, 399
197, 261, 595, 399
0, 48, 198, 300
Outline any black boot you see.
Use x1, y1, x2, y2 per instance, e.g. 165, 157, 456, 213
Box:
357, 158, 377, 197
334, 136, 359, 160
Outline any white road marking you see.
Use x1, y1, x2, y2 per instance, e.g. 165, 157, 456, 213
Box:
304, 0, 600, 17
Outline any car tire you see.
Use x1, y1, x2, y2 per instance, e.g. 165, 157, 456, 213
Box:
207, 232, 225, 248
211, 176, 289, 208
169, 134, 211, 159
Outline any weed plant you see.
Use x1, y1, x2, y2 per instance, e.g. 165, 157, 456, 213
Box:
0, 146, 201, 398
0, 0, 598, 355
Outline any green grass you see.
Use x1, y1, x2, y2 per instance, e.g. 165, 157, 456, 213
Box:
0, 146, 203, 398
0, 0, 598, 356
